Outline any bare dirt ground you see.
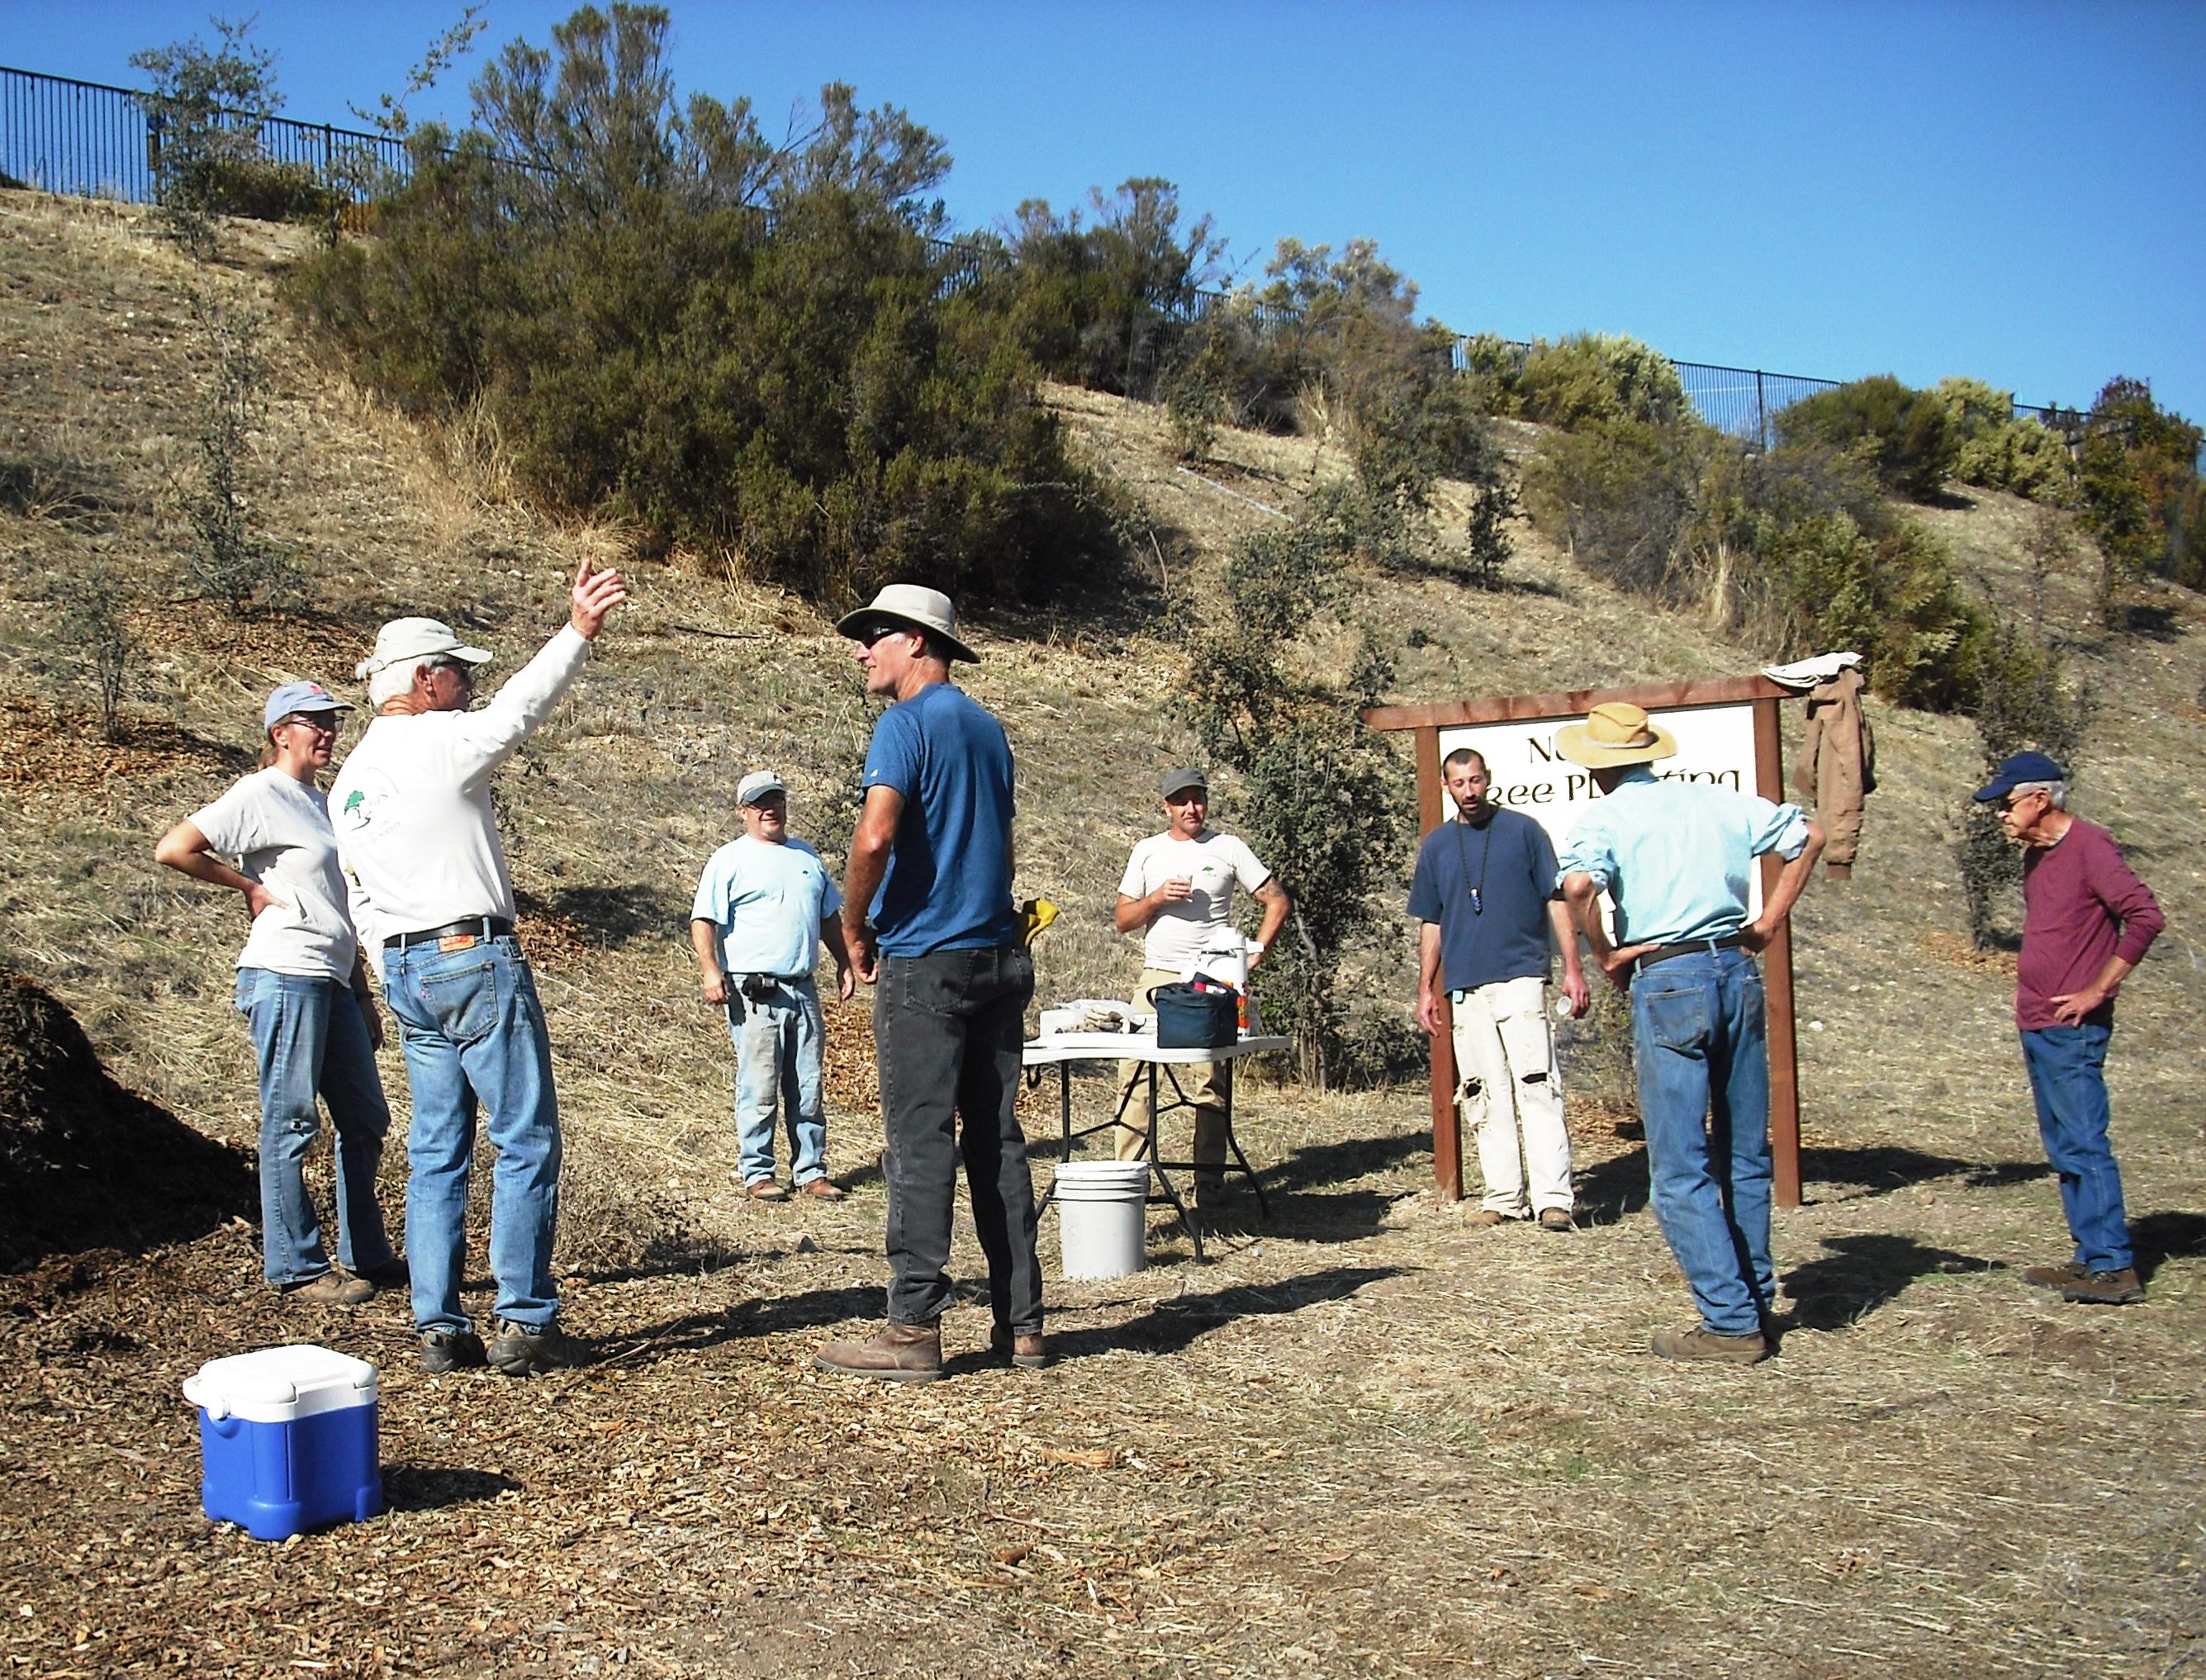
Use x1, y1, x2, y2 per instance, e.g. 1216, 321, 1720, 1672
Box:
1, 192, 2203, 1678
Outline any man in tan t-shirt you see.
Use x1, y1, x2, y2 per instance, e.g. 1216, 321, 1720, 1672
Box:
1112, 767, 1292, 1198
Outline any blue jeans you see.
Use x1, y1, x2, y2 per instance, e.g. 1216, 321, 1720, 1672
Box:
2019, 1024, 2132, 1272
381, 934, 561, 1335
235, 969, 396, 1288
875, 945, 1042, 1332
1630, 948, 1774, 1337
730, 976, 828, 1185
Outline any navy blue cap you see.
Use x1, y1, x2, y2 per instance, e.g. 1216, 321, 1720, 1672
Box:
1972, 750, 2065, 803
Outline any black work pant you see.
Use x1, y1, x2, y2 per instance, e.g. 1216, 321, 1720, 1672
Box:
876, 945, 1043, 1333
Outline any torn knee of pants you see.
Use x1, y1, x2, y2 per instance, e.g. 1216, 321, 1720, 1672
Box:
1458, 1078, 1483, 1103
1519, 1070, 1549, 1086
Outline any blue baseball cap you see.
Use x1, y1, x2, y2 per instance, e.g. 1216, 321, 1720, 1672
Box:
1972, 750, 2065, 803
263, 681, 353, 732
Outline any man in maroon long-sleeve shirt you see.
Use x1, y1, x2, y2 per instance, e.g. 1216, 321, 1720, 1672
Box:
1975, 752, 2165, 1306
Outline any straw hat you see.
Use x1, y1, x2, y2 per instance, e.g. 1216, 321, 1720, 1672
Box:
1554, 701, 1678, 768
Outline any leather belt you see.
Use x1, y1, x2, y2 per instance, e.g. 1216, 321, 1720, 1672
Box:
1635, 932, 1748, 972
386, 916, 515, 951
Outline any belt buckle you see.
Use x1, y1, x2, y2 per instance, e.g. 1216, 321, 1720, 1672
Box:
438, 933, 478, 953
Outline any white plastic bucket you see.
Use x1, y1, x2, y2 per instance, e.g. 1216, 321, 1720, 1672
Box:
1055, 1160, 1151, 1279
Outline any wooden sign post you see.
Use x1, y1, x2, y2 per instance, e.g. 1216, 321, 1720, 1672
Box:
1365, 676, 1805, 1208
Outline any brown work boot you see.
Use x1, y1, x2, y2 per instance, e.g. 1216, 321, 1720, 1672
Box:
814, 1321, 943, 1383
1464, 1208, 1508, 1227
281, 1271, 372, 1307
1651, 1325, 1770, 1365
799, 1177, 847, 1202
1537, 1208, 1575, 1233
2022, 1260, 2090, 1291
990, 1325, 1049, 1369
2061, 1268, 2145, 1306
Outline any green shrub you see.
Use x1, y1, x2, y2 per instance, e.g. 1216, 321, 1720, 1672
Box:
1180, 482, 1411, 1089
995, 178, 1224, 400
1935, 377, 2073, 501
1743, 504, 1983, 712
130, 17, 287, 259
1492, 333, 1688, 430
51, 564, 139, 743
1953, 615, 2093, 947
286, 6, 1117, 609
2075, 376, 2206, 596
1520, 416, 1716, 601
183, 289, 299, 614
1774, 374, 1958, 501
1527, 415, 1985, 713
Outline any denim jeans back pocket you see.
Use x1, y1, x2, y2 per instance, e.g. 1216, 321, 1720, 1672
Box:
416, 955, 501, 1046
1636, 980, 1710, 1054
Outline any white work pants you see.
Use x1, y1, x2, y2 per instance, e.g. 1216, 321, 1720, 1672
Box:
1449, 975, 1573, 1217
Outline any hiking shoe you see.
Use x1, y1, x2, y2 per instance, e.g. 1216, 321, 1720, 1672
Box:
359, 1257, 412, 1291
746, 1179, 790, 1203
2022, 1260, 2090, 1291
281, 1271, 372, 1307
1651, 1325, 1770, 1365
799, 1177, 847, 1202
2061, 1267, 2145, 1306
990, 1326, 1050, 1369
419, 1328, 487, 1374
1537, 1208, 1574, 1233
1464, 1208, 1509, 1227
488, 1318, 578, 1377
814, 1322, 943, 1383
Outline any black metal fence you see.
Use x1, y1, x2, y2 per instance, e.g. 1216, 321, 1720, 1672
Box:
0, 61, 2112, 447
1, 64, 406, 203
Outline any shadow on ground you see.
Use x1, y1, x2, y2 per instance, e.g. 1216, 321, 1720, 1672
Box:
1573, 1142, 2048, 1228
1781, 1232, 1995, 1331
2132, 1210, 2206, 1283
382, 1464, 524, 1513
1044, 1264, 1408, 1366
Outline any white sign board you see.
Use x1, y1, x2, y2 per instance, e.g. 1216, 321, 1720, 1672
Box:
1437, 700, 1765, 923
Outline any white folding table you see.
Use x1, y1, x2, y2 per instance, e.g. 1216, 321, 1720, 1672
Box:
1022, 1031, 1289, 1260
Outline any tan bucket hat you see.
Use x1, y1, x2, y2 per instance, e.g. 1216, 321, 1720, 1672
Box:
833, 584, 979, 663
1555, 701, 1678, 768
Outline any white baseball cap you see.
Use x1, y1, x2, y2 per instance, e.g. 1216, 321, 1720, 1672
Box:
354, 617, 494, 680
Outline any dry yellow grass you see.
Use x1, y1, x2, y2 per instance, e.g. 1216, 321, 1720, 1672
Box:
1, 191, 2202, 1678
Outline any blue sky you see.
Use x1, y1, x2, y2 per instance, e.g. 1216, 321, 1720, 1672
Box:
12, 1, 2204, 421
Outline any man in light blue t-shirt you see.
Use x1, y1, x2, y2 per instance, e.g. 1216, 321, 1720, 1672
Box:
814, 584, 1045, 1384
691, 770, 854, 1202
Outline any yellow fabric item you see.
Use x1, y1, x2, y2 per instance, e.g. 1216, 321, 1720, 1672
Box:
1017, 897, 1059, 947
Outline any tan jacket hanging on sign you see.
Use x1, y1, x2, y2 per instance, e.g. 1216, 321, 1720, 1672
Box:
1794, 666, 1875, 876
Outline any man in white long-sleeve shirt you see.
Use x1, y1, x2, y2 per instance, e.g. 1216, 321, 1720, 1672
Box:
332, 558, 626, 1376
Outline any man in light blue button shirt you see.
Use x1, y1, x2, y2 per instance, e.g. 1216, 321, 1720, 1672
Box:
1556, 703, 1824, 1366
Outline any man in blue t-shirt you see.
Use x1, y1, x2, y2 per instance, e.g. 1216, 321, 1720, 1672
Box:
1410, 747, 1590, 1231
814, 585, 1044, 1383
690, 769, 855, 1203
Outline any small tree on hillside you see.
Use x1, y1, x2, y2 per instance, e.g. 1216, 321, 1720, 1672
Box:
1953, 616, 2094, 948
1180, 483, 1413, 1089
183, 290, 298, 614
131, 17, 285, 259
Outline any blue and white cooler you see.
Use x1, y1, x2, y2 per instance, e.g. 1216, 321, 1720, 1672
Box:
183, 1344, 382, 1540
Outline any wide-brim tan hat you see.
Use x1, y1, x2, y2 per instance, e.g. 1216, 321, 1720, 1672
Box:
833, 583, 979, 663
1555, 701, 1678, 767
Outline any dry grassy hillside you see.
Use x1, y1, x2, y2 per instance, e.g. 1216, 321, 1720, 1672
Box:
2, 191, 2203, 1678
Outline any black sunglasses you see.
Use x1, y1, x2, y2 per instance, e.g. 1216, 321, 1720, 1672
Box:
854, 622, 912, 648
